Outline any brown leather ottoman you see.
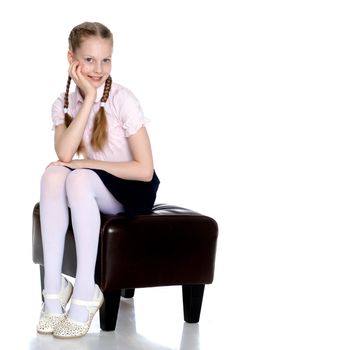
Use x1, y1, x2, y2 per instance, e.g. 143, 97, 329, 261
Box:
32, 202, 218, 331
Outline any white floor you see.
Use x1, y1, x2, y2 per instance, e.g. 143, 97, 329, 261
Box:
27, 286, 218, 350
8, 266, 228, 350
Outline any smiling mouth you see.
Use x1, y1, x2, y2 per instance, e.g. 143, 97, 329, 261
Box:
88, 76, 103, 81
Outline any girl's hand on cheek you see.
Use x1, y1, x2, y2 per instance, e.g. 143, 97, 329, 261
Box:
69, 60, 96, 100
76, 63, 97, 98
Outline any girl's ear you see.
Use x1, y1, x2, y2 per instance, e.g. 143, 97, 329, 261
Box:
67, 50, 74, 64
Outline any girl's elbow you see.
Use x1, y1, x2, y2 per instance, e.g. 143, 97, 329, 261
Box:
55, 145, 76, 163
56, 150, 73, 163
59, 156, 73, 163
142, 167, 154, 182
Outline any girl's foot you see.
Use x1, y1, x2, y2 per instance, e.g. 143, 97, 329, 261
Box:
36, 276, 73, 334
53, 285, 104, 338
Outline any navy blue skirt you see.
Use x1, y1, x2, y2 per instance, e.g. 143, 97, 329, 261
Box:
66, 167, 160, 217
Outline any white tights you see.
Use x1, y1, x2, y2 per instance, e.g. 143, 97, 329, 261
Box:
40, 165, 123, 322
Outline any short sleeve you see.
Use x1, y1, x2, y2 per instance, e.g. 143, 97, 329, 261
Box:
117, 89, 150, 137
51, 93, 65, 130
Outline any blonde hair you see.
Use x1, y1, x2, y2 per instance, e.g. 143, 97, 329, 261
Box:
64, 22, 113, 153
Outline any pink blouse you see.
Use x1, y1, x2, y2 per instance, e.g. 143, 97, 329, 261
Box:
51, 82, 149, 162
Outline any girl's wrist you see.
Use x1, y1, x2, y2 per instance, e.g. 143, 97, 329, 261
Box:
84, 92, 96, 103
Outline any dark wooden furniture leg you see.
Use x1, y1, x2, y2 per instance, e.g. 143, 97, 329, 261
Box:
99, 290, 122, 331
121, 288, 135, 298
182, 284, 205, 323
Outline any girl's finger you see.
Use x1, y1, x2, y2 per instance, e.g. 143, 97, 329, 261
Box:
69, 61, 79, 82
75, 63, 85, 79
68, 60, 77, 75
46, 161, 57, 169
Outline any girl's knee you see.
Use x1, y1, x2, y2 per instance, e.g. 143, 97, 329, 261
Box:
66, 169, 96, 200
40, 165, 71, 190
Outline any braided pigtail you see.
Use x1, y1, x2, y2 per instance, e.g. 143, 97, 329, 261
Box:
91, 75, 112, 151
63, 75, 84, 155
64, 76, 72, 125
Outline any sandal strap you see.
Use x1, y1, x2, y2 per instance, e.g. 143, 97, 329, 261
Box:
71, 298, 101, 307
43, 292, 61, 300
42, 276, 69, 300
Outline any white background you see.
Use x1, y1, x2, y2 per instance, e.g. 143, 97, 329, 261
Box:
0, 0, 350, 349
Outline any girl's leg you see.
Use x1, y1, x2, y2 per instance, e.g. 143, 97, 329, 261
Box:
65, 169, 123, 322
40, 165, 72, 314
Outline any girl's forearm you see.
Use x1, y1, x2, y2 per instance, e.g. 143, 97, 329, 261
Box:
55, 96, 95, 161
76, 159, 154, 182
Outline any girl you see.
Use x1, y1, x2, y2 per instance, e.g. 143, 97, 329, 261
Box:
37, 21, 160, 338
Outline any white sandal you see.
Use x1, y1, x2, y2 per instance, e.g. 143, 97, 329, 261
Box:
36, 276, 73, 334
53, 285, 104, 338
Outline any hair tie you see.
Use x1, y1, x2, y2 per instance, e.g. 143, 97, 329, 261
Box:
100, 101, 106, 108
64, 107, 68, 113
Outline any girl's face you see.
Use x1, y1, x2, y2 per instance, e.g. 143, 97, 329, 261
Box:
69, 36, 113, 89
